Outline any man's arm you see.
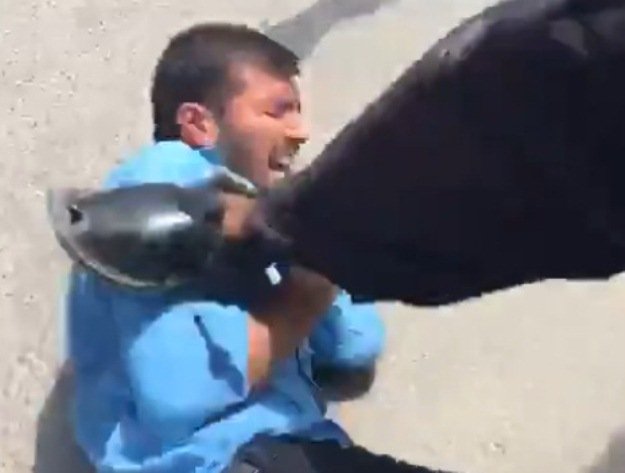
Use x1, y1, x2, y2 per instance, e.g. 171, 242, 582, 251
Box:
109, 264, 335, 446
221, 192, 387, 391
220, 192, 339, 386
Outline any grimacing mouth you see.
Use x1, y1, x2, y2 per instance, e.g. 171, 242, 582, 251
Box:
269, 147, 299, 177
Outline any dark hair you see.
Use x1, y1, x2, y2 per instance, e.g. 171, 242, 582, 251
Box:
151, 23, 300, 141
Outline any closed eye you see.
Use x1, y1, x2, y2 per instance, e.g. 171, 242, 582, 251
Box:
266, 99, 300, 119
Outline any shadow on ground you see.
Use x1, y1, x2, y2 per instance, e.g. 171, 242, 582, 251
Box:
584, 429, 625, 473
262, 0, 398, 59
34, 368, 93, 473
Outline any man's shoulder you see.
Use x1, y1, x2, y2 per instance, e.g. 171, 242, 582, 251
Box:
68, 140, 245, 321
104, 141, 221, 189
68, 265, 168, 309
68, 265, 244, 322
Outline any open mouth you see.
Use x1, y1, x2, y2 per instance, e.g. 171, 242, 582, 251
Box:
269, 151, 297, 181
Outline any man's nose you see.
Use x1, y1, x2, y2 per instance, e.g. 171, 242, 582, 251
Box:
285, 115, 310, 143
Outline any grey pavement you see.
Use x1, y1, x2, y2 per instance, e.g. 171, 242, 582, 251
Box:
2, 1, 625, 472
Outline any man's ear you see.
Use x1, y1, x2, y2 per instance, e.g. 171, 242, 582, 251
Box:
176, 102, 219, 148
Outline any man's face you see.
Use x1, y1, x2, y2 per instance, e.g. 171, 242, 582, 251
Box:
216, 64, 309, 189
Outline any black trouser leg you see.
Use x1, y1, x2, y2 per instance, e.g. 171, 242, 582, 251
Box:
226, 436, 456, 473
300, 440, 454, 473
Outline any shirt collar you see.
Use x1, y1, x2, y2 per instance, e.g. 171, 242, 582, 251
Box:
153, 140, 224, 166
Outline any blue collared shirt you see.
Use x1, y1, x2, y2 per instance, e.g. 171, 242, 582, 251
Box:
66, 141, 385, 473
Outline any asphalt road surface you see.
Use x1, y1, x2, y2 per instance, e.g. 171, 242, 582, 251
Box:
2, 1, 625, 472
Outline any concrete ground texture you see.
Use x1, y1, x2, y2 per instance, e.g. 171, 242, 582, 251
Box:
2, 1, 625, 472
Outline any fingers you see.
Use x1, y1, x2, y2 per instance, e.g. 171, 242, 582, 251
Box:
209, 169, 258, 198
218, 192, 257, 240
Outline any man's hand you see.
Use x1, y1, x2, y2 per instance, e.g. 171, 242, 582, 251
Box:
264, 265, 338, 315
246, 266, 338, 387
218, 192, 257, 240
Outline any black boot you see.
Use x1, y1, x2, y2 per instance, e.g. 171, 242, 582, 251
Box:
47, 173, 289, 304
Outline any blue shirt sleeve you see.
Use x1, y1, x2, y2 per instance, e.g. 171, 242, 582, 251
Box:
110, 288, 250, 446
309, 291, 385, 369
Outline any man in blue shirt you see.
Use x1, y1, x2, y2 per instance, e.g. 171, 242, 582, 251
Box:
66, 22, 451, 473
66, 22, 388, 473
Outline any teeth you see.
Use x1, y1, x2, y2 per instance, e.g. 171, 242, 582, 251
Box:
270, 150, 297, 174
273, 157, 292, 171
